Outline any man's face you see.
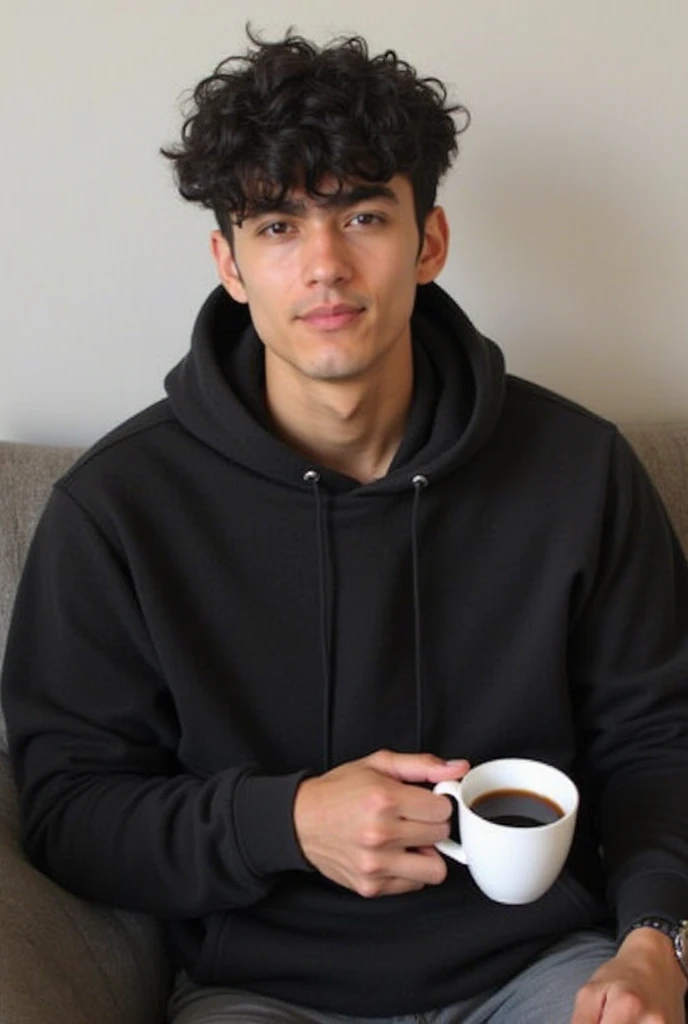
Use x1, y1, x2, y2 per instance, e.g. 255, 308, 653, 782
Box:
211, 174, 448, 388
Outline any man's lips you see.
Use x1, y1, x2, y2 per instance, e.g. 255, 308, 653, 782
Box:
297, 304, 365, 330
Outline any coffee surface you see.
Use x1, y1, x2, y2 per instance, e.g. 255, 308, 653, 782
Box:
470, 787, 564, 827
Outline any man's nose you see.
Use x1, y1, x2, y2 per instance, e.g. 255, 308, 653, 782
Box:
301, 226, 352, 287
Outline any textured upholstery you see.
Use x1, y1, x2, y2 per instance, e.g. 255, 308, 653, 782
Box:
0, 753, 170, 1024
0, 442, 170, 1024
0, 444, 82, 730
622, 422, 688, 552
0, 424, 686, 1022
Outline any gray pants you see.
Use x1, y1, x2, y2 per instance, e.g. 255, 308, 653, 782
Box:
167, 930, 616, 1023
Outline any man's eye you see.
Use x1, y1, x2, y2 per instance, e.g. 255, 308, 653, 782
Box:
350, 213, 382, 227
259, 221, 291, 237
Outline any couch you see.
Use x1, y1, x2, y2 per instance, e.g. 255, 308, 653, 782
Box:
0, 426, 686, 1023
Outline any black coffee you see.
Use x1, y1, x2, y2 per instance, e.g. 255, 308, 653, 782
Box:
470, 788, 564, 828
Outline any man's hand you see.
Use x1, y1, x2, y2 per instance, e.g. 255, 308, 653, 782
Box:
571, 927, 687, 1023
293, 749, 469, 897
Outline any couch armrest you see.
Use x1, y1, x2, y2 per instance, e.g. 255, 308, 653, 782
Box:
0, 754, 171, 1024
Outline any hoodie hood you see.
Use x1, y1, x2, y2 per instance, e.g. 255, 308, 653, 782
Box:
165, 281, 506, 490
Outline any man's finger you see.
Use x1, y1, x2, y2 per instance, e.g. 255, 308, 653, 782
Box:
360, 849, 448, 895
397, 786, 456, 824
367, 749, 469, 784
386, 817, 452, 847
570, 980, 606, 1024
391, 847, 449, 887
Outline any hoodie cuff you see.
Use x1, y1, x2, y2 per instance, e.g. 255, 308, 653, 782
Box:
615, 871, 688, 940
232, 770, 314, 878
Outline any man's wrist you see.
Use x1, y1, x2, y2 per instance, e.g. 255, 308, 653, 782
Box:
620, 921, 688, 994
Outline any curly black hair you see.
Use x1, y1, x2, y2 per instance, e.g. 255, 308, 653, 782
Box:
161, 27, 470, 240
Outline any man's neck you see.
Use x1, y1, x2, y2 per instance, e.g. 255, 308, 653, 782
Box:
265, 353, 414, 484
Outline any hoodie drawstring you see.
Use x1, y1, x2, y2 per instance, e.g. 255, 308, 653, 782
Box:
303, 470, 334, 771
304, 469, 430, 770
411, 474, 428, 752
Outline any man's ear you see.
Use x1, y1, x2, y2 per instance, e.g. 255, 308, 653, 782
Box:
210, 230, 248, 304
415, 206, 449, 285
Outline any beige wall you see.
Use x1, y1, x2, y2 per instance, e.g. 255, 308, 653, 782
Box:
2, 0, 687, 444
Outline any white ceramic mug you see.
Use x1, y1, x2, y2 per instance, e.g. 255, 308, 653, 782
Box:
433, 758, 579, 904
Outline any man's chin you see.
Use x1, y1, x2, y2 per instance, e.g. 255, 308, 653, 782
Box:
302, 363, 368, 384
297, 344, 371, 383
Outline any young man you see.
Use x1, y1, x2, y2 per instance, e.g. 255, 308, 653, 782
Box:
3, 29, 688, 1024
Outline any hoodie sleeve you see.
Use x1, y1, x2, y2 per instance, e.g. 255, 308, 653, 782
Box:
570, 429, 688, 936
2, 485, 312, 919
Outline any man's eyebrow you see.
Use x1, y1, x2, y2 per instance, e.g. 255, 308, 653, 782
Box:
321, 184, 399, 209
245, 184, 399, 220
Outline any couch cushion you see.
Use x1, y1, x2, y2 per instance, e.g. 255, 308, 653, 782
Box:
0, 752, 170, 1024
623, 421, 688, 555
0, 442, 82, 751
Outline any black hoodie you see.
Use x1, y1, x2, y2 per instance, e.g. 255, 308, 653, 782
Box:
3, 283, 688, 1015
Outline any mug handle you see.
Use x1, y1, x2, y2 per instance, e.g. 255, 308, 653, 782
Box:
433, 780, 468, 864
